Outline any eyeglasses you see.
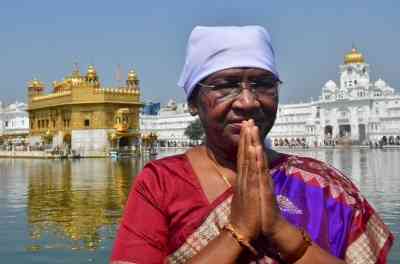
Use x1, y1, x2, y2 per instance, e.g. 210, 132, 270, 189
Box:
198, 77, 280, 101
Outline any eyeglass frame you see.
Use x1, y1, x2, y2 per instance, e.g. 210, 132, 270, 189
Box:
197, 76, 281, 101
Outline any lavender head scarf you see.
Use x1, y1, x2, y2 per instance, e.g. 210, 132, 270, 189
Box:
178, 26, 280, 100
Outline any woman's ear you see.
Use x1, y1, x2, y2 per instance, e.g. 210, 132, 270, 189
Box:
188, 86, 200, 116
188, 105, 198, 116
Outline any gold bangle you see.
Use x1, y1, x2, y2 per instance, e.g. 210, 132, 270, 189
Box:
223, 224, 258, 256
282, 229, 313, 264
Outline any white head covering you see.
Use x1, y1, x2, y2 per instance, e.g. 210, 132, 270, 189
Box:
178, 25, 280, 100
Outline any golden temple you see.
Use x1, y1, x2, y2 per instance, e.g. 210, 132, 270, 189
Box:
27, 65, 143, 156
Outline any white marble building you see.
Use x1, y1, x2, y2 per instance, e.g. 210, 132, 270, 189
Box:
140, 99, 197, 146
0, 101, 30, 145
269, 47, 400, 147
142, 48, 400, 147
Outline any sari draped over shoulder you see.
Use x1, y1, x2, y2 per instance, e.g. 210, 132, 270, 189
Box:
111, 154, 393, 264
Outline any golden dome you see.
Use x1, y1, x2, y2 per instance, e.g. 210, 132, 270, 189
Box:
87, 65, 97, 76
60, 66, 84, 86
28, 78, 44, 88
344, 47, 365, 64
127, 70, 138, 81
86, 65, 99, 83
52, 81, 62, 88
71, 68, 82, 78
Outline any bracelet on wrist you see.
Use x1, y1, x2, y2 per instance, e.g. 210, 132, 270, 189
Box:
223, 224, 258, 256
280, 228, 312, 264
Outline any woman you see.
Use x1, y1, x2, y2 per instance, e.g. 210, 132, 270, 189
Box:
111, 26, 393, 263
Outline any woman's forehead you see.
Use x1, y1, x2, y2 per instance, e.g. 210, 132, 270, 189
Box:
205, 67, 274, 80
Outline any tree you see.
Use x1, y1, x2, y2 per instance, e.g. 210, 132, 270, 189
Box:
184, 118, 204, 141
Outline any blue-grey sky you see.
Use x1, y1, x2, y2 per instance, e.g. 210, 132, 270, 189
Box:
0, 0, 399, 105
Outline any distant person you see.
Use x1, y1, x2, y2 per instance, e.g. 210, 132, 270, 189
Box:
111, 26, 393, 263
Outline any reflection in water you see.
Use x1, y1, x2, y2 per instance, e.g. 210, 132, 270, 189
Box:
25, 158, 144, 252
285, 148, 399, 263
0, 149, 398, 263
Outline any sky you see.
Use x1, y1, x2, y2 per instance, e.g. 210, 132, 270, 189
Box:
0, 0, 399, 105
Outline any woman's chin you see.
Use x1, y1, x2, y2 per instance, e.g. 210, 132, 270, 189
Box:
218, 133, 240, 151
229, 134, 241, 146
207, 133, 239, 152
205, 126, 241, 151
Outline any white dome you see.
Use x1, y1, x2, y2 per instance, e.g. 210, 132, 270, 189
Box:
359, 78, 369, 87
324, 80, 337, 91
383, 85, 394, 93
374, 78, 386, 89
7, 104, 16, 110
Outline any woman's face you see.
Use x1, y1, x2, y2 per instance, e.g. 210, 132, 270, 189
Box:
192, 67, 279, 152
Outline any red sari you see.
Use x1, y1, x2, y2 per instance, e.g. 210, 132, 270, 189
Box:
111, 154, 393, 263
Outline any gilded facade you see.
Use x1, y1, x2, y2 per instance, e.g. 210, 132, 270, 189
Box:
27, 65, 142, 156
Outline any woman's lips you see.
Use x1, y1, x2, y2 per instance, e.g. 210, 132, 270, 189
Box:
228, 122, 243, 133
227, 119, 262, 134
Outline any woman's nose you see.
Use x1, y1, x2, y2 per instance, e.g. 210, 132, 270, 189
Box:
232, 87, 260, 109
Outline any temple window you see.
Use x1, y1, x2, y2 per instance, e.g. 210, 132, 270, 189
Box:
84, 119, 90, 128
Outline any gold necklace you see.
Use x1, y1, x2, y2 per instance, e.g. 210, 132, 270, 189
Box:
205, 148, 232, 187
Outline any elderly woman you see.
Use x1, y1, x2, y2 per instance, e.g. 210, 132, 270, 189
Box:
111, 26, 393, 263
